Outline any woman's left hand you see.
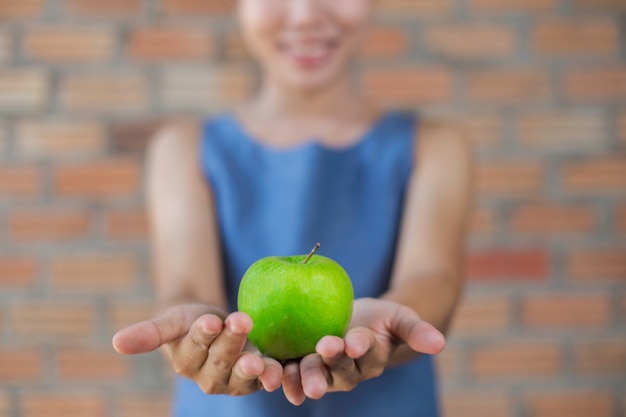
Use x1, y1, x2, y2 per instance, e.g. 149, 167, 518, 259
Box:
281, 298, 446, 405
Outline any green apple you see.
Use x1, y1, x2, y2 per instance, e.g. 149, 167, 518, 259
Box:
237, 243, 354, 361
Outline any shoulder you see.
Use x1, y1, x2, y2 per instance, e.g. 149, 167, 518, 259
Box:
148, 117, 202, 164
413, 118, 474, 172
144, 118, 209, 189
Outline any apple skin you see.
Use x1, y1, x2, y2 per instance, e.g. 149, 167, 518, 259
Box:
237, 253, 354, 361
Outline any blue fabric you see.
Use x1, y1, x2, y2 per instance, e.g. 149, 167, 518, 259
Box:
173, 110, 440, 417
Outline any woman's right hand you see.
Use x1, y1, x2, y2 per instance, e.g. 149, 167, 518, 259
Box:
112, 303, 283, 396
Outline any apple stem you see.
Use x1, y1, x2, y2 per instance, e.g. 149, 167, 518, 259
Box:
303, 243, 321, 264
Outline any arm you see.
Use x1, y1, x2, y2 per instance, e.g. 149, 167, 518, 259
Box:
287, 121, 474, 403
383, 121, 474, 364
112, 120, 282, 395
147, 120, 226, 311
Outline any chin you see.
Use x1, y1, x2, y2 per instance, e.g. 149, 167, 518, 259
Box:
279, 59, 353, 94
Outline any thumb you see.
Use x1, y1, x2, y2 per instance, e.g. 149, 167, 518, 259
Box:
112, 304, 220, 355
388, 307, 446, 355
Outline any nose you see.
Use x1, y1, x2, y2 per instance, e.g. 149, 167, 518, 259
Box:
286, 0, 324, 28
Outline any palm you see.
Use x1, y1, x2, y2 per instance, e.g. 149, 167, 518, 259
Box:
281, 297, 445, 406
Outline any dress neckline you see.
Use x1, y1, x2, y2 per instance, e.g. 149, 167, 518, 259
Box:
221, 110, 397, 155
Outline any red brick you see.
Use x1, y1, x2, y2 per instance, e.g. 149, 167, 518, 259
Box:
161, 0, 231, 15
8, 211, 89, 241
0, 29, 9, 62
561, 157, 626, 191
54, 158, 140, 197
522, 294, 611, 327
450, 295, 511, 333
0, 166, 40, 197
108, 301, 156, 331
51, 255, 137, 291
61, 73, 148, 113
57, 349, 130, 379
379, 0, 453, 14
567, 249, 626, 281
468, 69, 550, 102
21, 393, 105, 417
466, 248, 549, 281
510, 204, 596, 234
574, 340, 626, 374
23, 27, 115, 62
104, 209, 150, 239
441, 390, 513, 417
533, 19, 619, 54
0, 258, 37, 287
10, 302, 94, 342
0, 351, 42, 381
128, 27, 213, 61
0, 69, 48, 113
424, 24, 515, 59
470, 0, 556, 12
469, 208, 495, 235
15, 120, 106, 158
574, 0, 626, 10
360, 67, 453, 105
0, 0, 44, 19
117, 394, 172, 417
526, 391, 613, 417
471, 342, 561, 377
517, 111, 607, 149
360, 27, 409, 58
160, 67, 253, 110
565, 68, 626, 101
62, 0, 141, 17
477, 161, 544, 196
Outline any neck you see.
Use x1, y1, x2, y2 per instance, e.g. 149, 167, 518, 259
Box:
249, 75, 366, 121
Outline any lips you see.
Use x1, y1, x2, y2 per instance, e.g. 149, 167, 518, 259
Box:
279, 39, 338, 69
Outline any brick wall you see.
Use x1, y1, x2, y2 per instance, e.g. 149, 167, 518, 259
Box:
0, 1, 624, 416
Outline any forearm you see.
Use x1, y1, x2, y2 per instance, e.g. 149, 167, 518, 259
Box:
381, 273, 463, 366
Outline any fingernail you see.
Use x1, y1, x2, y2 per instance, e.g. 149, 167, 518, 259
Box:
200, 322, 219, 337
229, 320, 244, 334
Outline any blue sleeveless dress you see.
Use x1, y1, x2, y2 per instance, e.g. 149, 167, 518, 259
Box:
173, 110, 440, 417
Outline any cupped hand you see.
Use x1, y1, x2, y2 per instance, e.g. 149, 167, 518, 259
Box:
281, 298, 445, 405
112, 304, 283, 395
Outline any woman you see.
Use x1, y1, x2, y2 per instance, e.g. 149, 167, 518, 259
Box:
113, 1, 473, 416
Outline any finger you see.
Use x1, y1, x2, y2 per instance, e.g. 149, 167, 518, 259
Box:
316, 335, 344, 359
201, 312, 252, 384
344, 327, 377, 359
300, 353, 329, 400
259, 357, 283, 393
345, 327, 386, 380
228, 352, 265, 395
390, 309, 446, 354
170, 314, 223, 375
282, 362, 306, 406
112, 304, 217, 354
315, 336, 358, 391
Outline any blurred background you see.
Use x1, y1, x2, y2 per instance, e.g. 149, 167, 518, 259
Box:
0, 0, 625, 416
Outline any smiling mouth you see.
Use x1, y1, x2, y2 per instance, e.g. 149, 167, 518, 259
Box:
279, 40, 338, 69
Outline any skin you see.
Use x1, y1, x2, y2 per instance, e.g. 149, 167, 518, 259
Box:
112, 0, 473, 406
